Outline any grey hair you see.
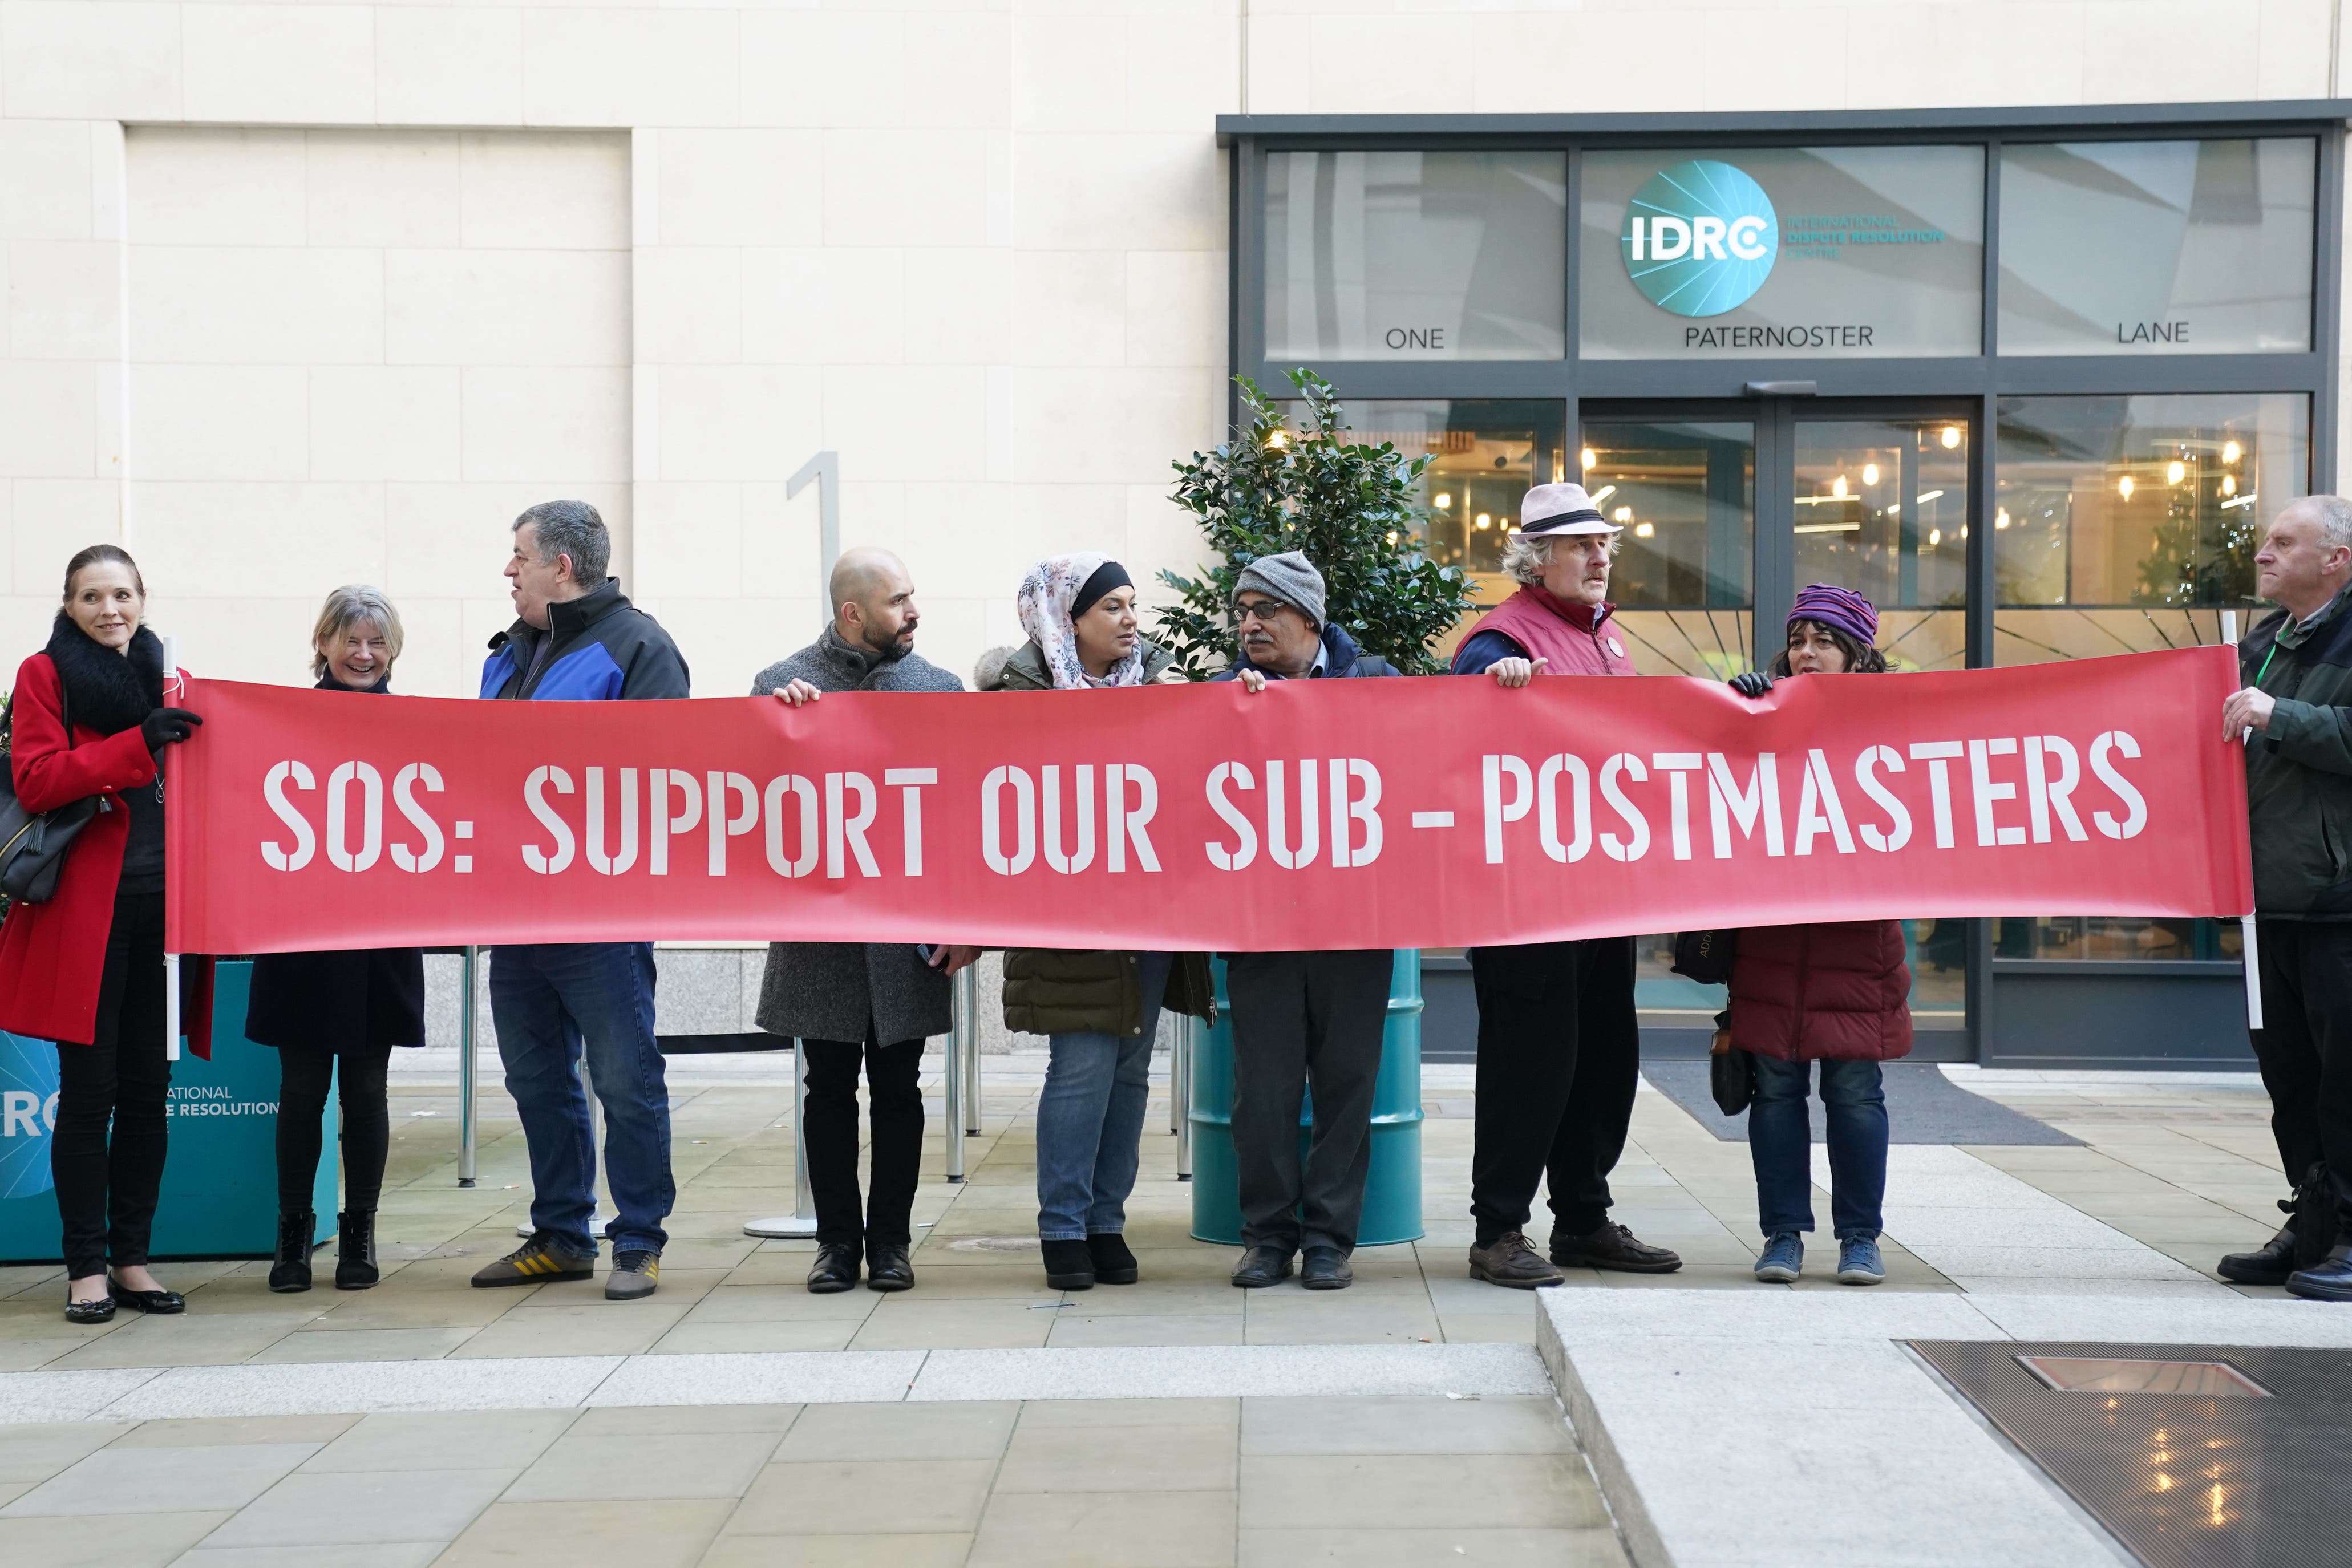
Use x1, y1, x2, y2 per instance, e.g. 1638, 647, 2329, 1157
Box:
311, 584, 404, 680
1500, 529, 1616, 586
513, 499, 611, 585
2290, 494, 2352, 552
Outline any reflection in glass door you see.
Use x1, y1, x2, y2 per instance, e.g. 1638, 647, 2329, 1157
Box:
1580, 419, 1755, 677
1791, 418, 1971, 671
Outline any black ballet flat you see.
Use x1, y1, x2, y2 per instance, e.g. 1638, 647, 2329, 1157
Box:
63, 1294, 115, 1325
110, 1283, 185, 1315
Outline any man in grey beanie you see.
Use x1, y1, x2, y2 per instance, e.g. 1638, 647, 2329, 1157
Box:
1210, 552, 1398, 1290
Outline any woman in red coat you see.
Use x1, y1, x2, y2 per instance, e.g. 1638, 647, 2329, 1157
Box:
0, 545, 201, 1322
1724, 585, 1912, 1289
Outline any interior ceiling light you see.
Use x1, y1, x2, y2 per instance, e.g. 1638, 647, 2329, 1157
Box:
1581, 448, 1597, 470
1434, 492, 1452, 508
1862, 464, 1880, 486
2223, 440, 2242, 464
1475, 513, 1492, 529
2221, 475, 2237, 496
1832, 475, 1849, 499
2167, 460, 2187, 485
1928, 528, 1942, 546
1588, 484, 1617, 505
1915, 489, 1944, 504
1634, 522, 1655, 538
1941, 427, 1961, 448
2119, 475, 2135, 499
1995, 508, 2011, 530
1613, 506, 1634, 522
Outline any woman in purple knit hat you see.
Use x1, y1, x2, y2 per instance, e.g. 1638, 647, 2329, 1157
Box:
1725, 584, 1913, 1286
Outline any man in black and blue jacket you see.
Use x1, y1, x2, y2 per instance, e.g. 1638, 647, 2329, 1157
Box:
469, 500, 691, 1302
1213, 552, 1397, 1292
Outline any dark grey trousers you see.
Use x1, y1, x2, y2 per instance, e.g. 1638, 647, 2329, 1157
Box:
1225, 949, 1393, 1254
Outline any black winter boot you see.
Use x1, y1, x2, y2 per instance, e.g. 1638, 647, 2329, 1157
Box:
1042, 1239, 1095, 1290
334, 1210, 379, 1290
269, 1210, 315, 1293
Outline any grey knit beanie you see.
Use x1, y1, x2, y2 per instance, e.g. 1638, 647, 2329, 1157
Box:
1233, 550, 1327, 629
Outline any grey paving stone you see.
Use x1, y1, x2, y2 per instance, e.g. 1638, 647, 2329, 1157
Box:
0, 1509, 231, 1567
1240, 1395, 1574, 1456
1239, 1453, 1608, 1530
966, 1489, 1238, 1567
1240, 1525, 1628, 1566
437, 1498, 733, 1567
0, 1419, 130, 1482
996, 1420, 1236, 1493
199, 1467, 520, 1547
504, 1428, 782, 1501
301, 1409, 577, 1473
1, 1441, 317, 1517
177, 1546, 443, 1567
730, 1457, 997, 1535
774, 1399, 1017, 1461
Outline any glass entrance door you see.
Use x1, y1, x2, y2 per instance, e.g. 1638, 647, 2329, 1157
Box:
1582, 400, 1976, 1048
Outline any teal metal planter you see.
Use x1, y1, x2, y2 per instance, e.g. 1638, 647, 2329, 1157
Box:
1188, 950, 1425, 1246
0, 960, 336, 1265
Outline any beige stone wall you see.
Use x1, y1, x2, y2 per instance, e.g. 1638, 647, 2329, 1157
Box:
0, 0, 2341, 698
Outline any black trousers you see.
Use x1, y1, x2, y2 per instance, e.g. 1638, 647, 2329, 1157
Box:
52, 890, 171, 1279
1467, 937, 1639, 1245
275, 1042, 394, 1215
1227, 949, 1392, 1253
2251, 920, 2352, 1229
801, 1034, 924, 1250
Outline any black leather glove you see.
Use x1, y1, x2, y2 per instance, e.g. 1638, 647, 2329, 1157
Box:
141, 707, 203, 749
1730, 671, 1774, 700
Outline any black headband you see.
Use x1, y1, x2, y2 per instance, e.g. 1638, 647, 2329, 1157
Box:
1072, 560, 1132, 619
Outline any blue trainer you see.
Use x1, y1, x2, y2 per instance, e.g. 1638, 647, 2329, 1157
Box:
1754, 1232, 1803, 1283
1836, 1235, 1886, 1286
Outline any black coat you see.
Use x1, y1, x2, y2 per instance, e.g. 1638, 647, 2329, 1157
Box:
242, 676, 428, 1055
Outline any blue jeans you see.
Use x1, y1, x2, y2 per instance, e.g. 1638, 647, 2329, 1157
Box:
1749, 1055, 1887, 1240
490, 942, 674, 1258
1035, 952, 1169, 1241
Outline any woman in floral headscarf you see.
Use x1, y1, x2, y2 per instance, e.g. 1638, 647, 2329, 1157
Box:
989, 554, 1211, 1291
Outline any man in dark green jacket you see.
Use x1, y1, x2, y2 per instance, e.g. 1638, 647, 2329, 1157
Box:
2221, 494, 2352, 1300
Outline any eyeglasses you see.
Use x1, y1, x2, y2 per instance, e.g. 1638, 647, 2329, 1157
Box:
1234, 600, 1289, 625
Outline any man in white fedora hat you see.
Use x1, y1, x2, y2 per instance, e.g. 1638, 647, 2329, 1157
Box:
1449, 482, 1682, 1289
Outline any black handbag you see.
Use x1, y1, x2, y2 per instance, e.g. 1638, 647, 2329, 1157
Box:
0, 682, 102, 905
1709, 1030, 1756, 1116
1672, 929, 1739, 986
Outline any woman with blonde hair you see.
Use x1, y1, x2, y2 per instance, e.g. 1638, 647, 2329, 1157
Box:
245, 586, 427, 1292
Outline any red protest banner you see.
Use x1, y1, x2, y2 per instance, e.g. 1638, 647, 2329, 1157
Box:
164, 647, 2250, 956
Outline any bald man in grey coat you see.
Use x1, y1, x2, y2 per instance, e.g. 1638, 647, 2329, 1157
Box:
754, 547, 979, 1295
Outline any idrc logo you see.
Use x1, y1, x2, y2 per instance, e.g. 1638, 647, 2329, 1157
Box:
1, 1031, 59, 1200
1622, 159, 1779, 318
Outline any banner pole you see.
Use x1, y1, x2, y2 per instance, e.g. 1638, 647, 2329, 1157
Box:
458, 945, 479, 1188
161, 636, 179, 1064
1175, 1015, 1194, 1182
744, 1042, 819, 1238
2224, 611, 2264, 1032
960, 963, 981, 1136
945, 979, 965, 1184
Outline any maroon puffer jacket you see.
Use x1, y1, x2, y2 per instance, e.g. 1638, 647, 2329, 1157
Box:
1726, 921, 1913, 1062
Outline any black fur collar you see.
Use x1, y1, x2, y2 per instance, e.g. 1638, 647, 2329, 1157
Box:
46, 615, 163, 737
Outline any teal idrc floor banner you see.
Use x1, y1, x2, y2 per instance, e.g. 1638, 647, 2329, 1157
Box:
0, 961, 335, 1265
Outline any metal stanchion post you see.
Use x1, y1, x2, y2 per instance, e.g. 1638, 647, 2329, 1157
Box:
458, 946, 479, 1187
745, 1042, 820, 1238
1175, 1015, 1194, 1181
959, 965, 981, 1136
945, 998, 966, 1185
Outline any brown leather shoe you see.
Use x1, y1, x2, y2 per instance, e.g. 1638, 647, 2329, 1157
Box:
1551, 1221, 1682, 1274
1467, 1233, 1566, 1289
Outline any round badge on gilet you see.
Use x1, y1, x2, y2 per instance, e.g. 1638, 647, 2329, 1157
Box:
1621, 159, 1779, 319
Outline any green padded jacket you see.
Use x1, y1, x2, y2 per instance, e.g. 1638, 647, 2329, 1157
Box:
2244, 585, 2352, 919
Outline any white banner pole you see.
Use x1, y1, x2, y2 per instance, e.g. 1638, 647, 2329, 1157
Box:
161, 636, 180, 1063
2224, 610, 2264, 1032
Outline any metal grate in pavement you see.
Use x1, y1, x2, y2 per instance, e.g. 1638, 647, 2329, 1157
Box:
1912, 1339, 2352, 1568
